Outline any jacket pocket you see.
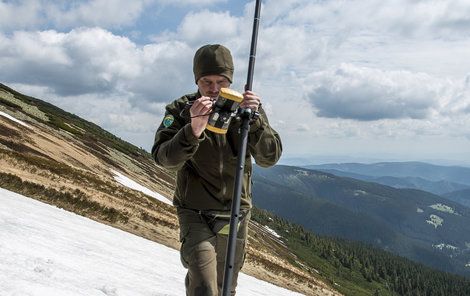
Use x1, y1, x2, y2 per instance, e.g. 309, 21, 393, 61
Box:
176, 166, 190, 206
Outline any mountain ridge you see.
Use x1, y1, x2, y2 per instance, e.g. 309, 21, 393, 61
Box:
311, 168, 470, 195
444, 188, 470, 208
305, 162, 470, 187
253, 164, 470, 277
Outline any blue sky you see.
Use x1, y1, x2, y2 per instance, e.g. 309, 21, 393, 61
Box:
1, 0, 470, 165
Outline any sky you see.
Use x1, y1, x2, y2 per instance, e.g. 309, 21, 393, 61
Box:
0, 187, 303, 295
1, 0, 470, 165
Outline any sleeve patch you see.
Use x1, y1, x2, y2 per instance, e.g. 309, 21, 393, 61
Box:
163, 114, 175, 128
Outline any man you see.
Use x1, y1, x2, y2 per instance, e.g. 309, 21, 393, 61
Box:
152, 44, 282, 295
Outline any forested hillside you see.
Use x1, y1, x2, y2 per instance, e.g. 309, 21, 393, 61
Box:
252, 165, 470, 277
252, 208, 470, 296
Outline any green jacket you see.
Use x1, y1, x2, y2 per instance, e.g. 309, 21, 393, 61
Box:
152, 92, 282, 211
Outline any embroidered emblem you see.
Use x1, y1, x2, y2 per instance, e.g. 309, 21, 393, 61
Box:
163, 114, 174, 128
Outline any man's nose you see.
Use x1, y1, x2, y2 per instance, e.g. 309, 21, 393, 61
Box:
209, 83, 219, 92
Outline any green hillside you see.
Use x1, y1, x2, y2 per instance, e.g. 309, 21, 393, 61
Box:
252, 208, 470, 296
0, 83, 148, 159
314, 168, 469, 195
444, 189, 470, 208
253, 165, 470, 277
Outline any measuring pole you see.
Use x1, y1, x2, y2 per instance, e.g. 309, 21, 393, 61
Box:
221, 0, 262, 295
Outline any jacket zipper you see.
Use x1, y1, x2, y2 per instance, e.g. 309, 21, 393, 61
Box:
216, 135, 226, 198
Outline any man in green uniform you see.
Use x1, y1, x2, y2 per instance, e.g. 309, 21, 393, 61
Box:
152, 44, 282, 295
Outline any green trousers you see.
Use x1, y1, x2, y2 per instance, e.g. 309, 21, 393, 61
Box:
177, 207, 250, 296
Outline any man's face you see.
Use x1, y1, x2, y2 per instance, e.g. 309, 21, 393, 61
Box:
197, 75, 231, 99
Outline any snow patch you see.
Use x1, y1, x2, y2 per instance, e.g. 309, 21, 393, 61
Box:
429, 203, 458, 215
264, 226, 281, 239
354, 190, 367, 196
417, 207, 424, 213
466, 263, 470, 268
294, 169, 309, 176
0, 111, 32, 129
426, 214, 443, 228
433, 243, 458, 251
112, 170, 172, 205
0, 187, 302, 295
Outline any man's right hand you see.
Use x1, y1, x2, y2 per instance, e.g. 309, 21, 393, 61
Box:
190, 96, 213, 138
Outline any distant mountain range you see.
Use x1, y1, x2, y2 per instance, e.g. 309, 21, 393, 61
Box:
252, 164, 470, 277
306, 162, 470, 197
308, 168, 469, 196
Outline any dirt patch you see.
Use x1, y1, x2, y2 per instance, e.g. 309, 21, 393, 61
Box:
0, 124, 21, 138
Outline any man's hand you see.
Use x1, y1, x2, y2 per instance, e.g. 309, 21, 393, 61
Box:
190, 96, 213, 138
240, 90, 261, 112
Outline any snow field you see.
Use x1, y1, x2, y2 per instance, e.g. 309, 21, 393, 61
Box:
0, 188, 302, 296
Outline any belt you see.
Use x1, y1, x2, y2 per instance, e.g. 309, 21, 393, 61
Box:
198, 209, 249, 235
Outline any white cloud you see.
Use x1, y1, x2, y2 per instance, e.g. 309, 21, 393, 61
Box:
0, 0, 152, 31
158, 0, 226, 6
0, 0, 234, 32
0, 0, 42, 30
1, 0, 470, 159
273, 0, 470, 39
129, 40, 194, 101
0, 28, 139, 95
0, 28, 194, 101
258, 0, 470, 78
173, 10, 240, 45
305, 64, 464, 121
295, 123, 310, 132
443, 75, 470, 115
44, 0, 149, 29
256, 24, 322, 79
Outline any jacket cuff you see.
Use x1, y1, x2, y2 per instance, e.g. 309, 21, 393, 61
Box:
183, 123, 205, 145
249, 116, 263, 133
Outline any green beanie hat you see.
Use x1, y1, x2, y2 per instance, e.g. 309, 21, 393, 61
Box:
193, 44, 234, 84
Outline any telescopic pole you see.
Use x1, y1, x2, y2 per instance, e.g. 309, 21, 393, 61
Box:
245, 0, 261, 92
221, 0, 262, 295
